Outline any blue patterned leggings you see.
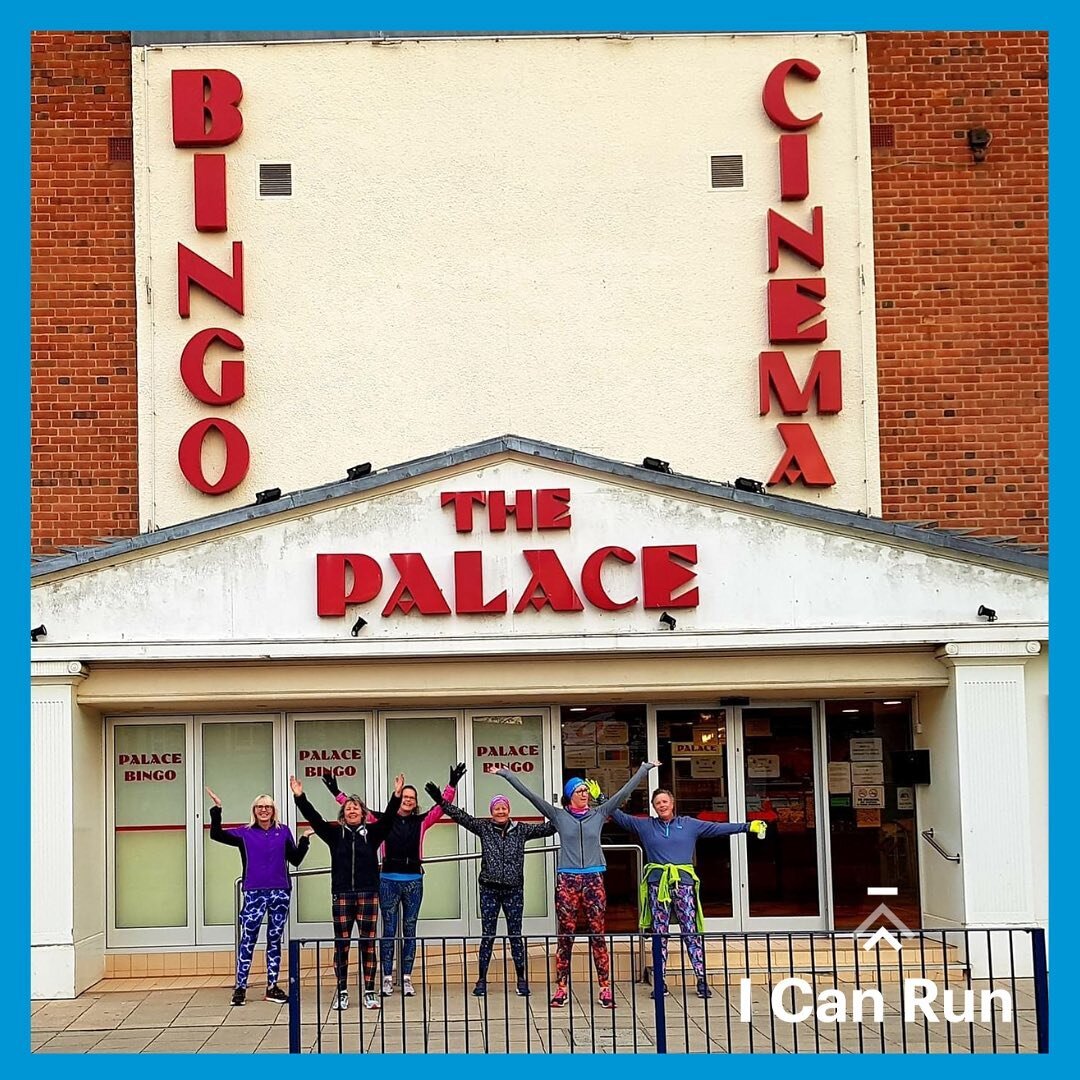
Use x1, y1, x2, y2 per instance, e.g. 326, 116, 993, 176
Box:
379, 877, 424, 976
648, 881, 706, 979
478, 885, 526, 977
236, 887, 291, 988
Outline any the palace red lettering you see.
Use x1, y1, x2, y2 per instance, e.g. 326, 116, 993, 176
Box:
123, 770, 178, 782
119, 754, 183, 765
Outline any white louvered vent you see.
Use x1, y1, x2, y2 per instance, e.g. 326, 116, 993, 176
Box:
710, 155, 744, 189
259, 163, 293, 197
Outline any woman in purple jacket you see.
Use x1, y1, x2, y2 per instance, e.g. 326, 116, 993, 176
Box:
207, 788, 310, 1007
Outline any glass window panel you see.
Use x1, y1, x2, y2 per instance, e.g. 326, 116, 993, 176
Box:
655, 708, 733, 919
385, 716, 460, 920
471, 713, 549, 918
292, 718, 367, 923
114, 723, 188, 928
202, 721, 275, 926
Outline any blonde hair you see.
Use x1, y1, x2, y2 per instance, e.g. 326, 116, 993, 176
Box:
249, 794, 280, 828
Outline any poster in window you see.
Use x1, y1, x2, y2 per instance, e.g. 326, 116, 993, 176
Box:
850, 762, 884, 785
596, 721, 629, 745
828, 761, 852, 794
849, 737, 883, 762
562, 721, 596, 746
563, 744, 597, 769
691, 755, 724, 779
744, 717, 772, 737
747, 754, 780, 779
852, 785, 885, 809
855, 809, 882, 828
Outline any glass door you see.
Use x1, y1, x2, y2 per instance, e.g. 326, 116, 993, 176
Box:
195, 715, 280, 945
464, 709, 556, 937
734, 704, 827, 930
381, 711, 467, 936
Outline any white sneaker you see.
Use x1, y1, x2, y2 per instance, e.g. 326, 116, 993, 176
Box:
363, 991, 381, 1010
381, 975, 394, 997
402, 975, 415, 997
332, 989, 349, 1011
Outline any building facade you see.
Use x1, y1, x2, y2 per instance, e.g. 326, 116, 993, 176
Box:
30, 31, 1047, 1001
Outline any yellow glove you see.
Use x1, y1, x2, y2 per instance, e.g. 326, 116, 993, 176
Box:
584, 778, 603, 801
749, 820, 768, 838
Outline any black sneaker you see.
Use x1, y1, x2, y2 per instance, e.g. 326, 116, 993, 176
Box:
472, 979, 487, 997
515, 978, 531, 997
649, 981, 669, 1000
696, 978, 713, 999
231, 986, 246, 1007
264, 985, 288, 1004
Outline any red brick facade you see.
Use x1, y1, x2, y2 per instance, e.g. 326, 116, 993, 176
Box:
867, 31, 1048, 545
31, 31, 139, 555
30, 31, 1049, 555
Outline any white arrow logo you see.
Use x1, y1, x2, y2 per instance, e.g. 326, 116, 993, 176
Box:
854, 897, 914, 953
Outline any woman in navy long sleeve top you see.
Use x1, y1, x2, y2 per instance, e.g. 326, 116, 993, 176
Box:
609, 787, 766, 998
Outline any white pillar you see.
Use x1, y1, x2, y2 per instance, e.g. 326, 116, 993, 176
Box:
31, 661, 105, 999
934, 642, 1042, 977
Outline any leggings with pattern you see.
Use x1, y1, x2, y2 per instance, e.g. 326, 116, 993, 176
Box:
379, 877, 424, 976
554, 872, 610, 987
236, 887, 291, 989
647, 881, 706, 979
333, 890, 379, 991
478, 885, 526, 978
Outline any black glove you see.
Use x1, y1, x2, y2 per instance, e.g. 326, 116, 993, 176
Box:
449, 762, 467, 786
424, 781, 443, 805
320, 771, 341, 797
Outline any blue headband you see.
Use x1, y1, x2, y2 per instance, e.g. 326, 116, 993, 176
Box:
564, 777, 587, 799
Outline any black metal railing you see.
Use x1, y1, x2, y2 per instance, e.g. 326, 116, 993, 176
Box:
285, 925, 1048, 1054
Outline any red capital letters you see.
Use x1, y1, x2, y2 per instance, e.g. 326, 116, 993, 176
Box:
488, 490, 534, 532
180, 328, 245, 405
762, 59, 822, 131
454, 552, 508, 614
767, 278, 827, 343
535, 489, 572, 530
759, 350, 842, 415
382, 554, 452, 616
778, 134, 810, 201
514, 550, 584, 613
580, 547, 638, 611
767, 207, 824, 271
768, 424, 836, 486
316, 554, 383, 616
441, 491, 486, 533
177, 417, 250, 494
641, 546, 699, 610
178, 242, 244, 317
194, 154, 228, 232
172, 70, 244, 147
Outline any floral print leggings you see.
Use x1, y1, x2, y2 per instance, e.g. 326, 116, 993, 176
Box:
554, 872, 610, 987
647, 880, 706, 979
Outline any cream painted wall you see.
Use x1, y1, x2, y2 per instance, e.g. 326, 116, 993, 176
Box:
133, 33, 879, 529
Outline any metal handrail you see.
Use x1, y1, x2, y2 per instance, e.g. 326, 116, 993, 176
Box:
234, 840, 646, 975
921, 827, 961, 863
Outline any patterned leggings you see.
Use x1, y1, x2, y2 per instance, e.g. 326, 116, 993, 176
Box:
648, 881, 706, 979
236, 888, 291, 989
379, 877, 424, 976
554, 872, 609, 987
333, 891, 379, 991
478, 885, 526, 978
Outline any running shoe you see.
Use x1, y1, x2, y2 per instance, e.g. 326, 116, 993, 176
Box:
264, 984, 288, 1004
549, 986, 568, 1008
402, 975, 415, 997
332, 988, 349, 1011
599, 987, 616, 1009
363, 991, 381, 1010
381, 975, 394, 996
230, 986, 246, 1007
696, 978, 713, 999
515, 978, 531, 997
472, 979, 487, 997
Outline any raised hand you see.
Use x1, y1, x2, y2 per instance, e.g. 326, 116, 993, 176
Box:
320, 771, 341, 797
584, 778, 602, 800
289, 776, 303, 797
449, 761, 467, 786
393, 773, 405, 797
749, 819, 768, 838
205, 786, 222, 808
424, 781, 443, 804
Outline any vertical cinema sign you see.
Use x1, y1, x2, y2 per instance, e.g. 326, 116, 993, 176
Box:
760, 59, 841, 488
171, 70, 250, 494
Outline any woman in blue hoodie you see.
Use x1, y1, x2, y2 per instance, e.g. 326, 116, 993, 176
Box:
497, 761, 657, 1010
207, 788, 310, 1007
609, 788, 767, 999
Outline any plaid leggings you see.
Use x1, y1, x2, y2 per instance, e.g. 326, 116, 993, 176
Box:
554, 872, 610, 987
332, 891, 379, 992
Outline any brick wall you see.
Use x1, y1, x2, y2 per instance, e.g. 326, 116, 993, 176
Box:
31, 31, 139, 555
866, 31, 1048, 546
29, 32, 1049, 554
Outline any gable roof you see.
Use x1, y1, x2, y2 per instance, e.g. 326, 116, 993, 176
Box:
31, 434, 1047, 578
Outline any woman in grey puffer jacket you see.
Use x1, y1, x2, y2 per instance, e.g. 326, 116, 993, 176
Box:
497, 761, 657, 1009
